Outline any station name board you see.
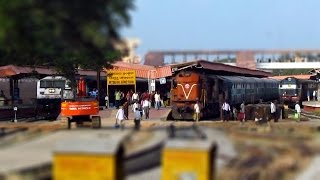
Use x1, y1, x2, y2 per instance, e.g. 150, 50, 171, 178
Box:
107, 70, 136, 85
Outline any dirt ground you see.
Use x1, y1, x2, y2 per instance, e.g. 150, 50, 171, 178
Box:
139, 118, 320, 180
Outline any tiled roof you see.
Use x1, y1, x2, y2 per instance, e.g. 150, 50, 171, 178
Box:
108, 62, 172, 78
0, 62, 173, 79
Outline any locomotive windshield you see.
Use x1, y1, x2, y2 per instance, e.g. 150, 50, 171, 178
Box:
279, 89, 297, 96
40, 80, 66, 88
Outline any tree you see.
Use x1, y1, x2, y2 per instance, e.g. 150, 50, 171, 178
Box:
0, 0, 134, 101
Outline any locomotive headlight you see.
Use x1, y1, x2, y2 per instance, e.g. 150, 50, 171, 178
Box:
294, 94, 297, 96
49, 89, 55, 93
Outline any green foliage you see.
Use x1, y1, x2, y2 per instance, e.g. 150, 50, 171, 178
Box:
0, 0, 134, 73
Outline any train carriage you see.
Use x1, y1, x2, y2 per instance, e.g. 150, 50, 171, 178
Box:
171, 71, 279, 120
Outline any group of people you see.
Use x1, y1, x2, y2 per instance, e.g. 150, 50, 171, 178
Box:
307, 90, 318, 101
113, 90, 169, 130
194, 99, 300, 123
108, 90, 169, 110
220, 100, 246, 123
193, 100, 246, 122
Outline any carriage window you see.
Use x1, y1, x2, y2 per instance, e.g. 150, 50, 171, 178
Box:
54, 80, 66, 88
65, 80, 72, 89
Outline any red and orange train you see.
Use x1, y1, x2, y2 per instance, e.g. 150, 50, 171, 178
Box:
170, 71, 279, 120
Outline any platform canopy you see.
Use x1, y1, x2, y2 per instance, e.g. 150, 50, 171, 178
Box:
0, 64, 109, 78
108, 61, 172, 79
0, 62, 173, 79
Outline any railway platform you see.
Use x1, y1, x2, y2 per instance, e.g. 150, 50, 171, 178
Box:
302, 101, 320, 112
97, 107, 172, 127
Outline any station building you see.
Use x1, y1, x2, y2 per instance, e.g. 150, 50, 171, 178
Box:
0, 60, 271, 107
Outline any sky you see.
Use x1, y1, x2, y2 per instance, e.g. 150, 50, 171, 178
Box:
122, 0, 320, 59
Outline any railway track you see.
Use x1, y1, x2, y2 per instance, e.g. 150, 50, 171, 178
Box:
286, 108, 320, 121
0, 125, 234, 179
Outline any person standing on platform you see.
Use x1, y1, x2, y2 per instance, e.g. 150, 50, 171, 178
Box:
134, 107, 142, 130
90, 88, 98, 100
270, 101, 277, 122
142, 98, 150, 119
194, 101, 200, 122
222, 100, 231, 122
162, 92, 168, 107
154, 91, 161, 110
295, 101, 301, 122
115, 90, 121, 109
239, 101, 246, 123
132, 101, 139, 112
166, 91, 171, 106
132, 91, 139, 103
123, 102, 129, 120
104, 94, 109, 109
115, 106, 126, 129
126, 91, 131, 104
0, 90, 5, 106
150, 91, 155, 107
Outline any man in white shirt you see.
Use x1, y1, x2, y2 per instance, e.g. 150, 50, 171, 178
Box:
222, 100, 231, 122
132, 101, 139, 112
154, 92, 161, 110
115, 106, 126, 129
132, 92, 139, 103
194, 101, 200, 122
295, 101, 301, 122
142, 99, 150, 119
270, 101, 277, 122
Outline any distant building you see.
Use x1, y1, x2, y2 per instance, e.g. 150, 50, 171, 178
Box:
115, 38, 141, 64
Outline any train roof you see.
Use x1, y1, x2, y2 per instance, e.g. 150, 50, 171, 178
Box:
215, 76, 245, 82
213, 75, 279, 83
40, 76, 67, 80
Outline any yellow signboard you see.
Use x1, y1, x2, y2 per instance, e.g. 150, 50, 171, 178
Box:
107, 70, 136, 85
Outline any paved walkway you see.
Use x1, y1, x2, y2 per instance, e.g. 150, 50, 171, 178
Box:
98, 107, 171, 127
